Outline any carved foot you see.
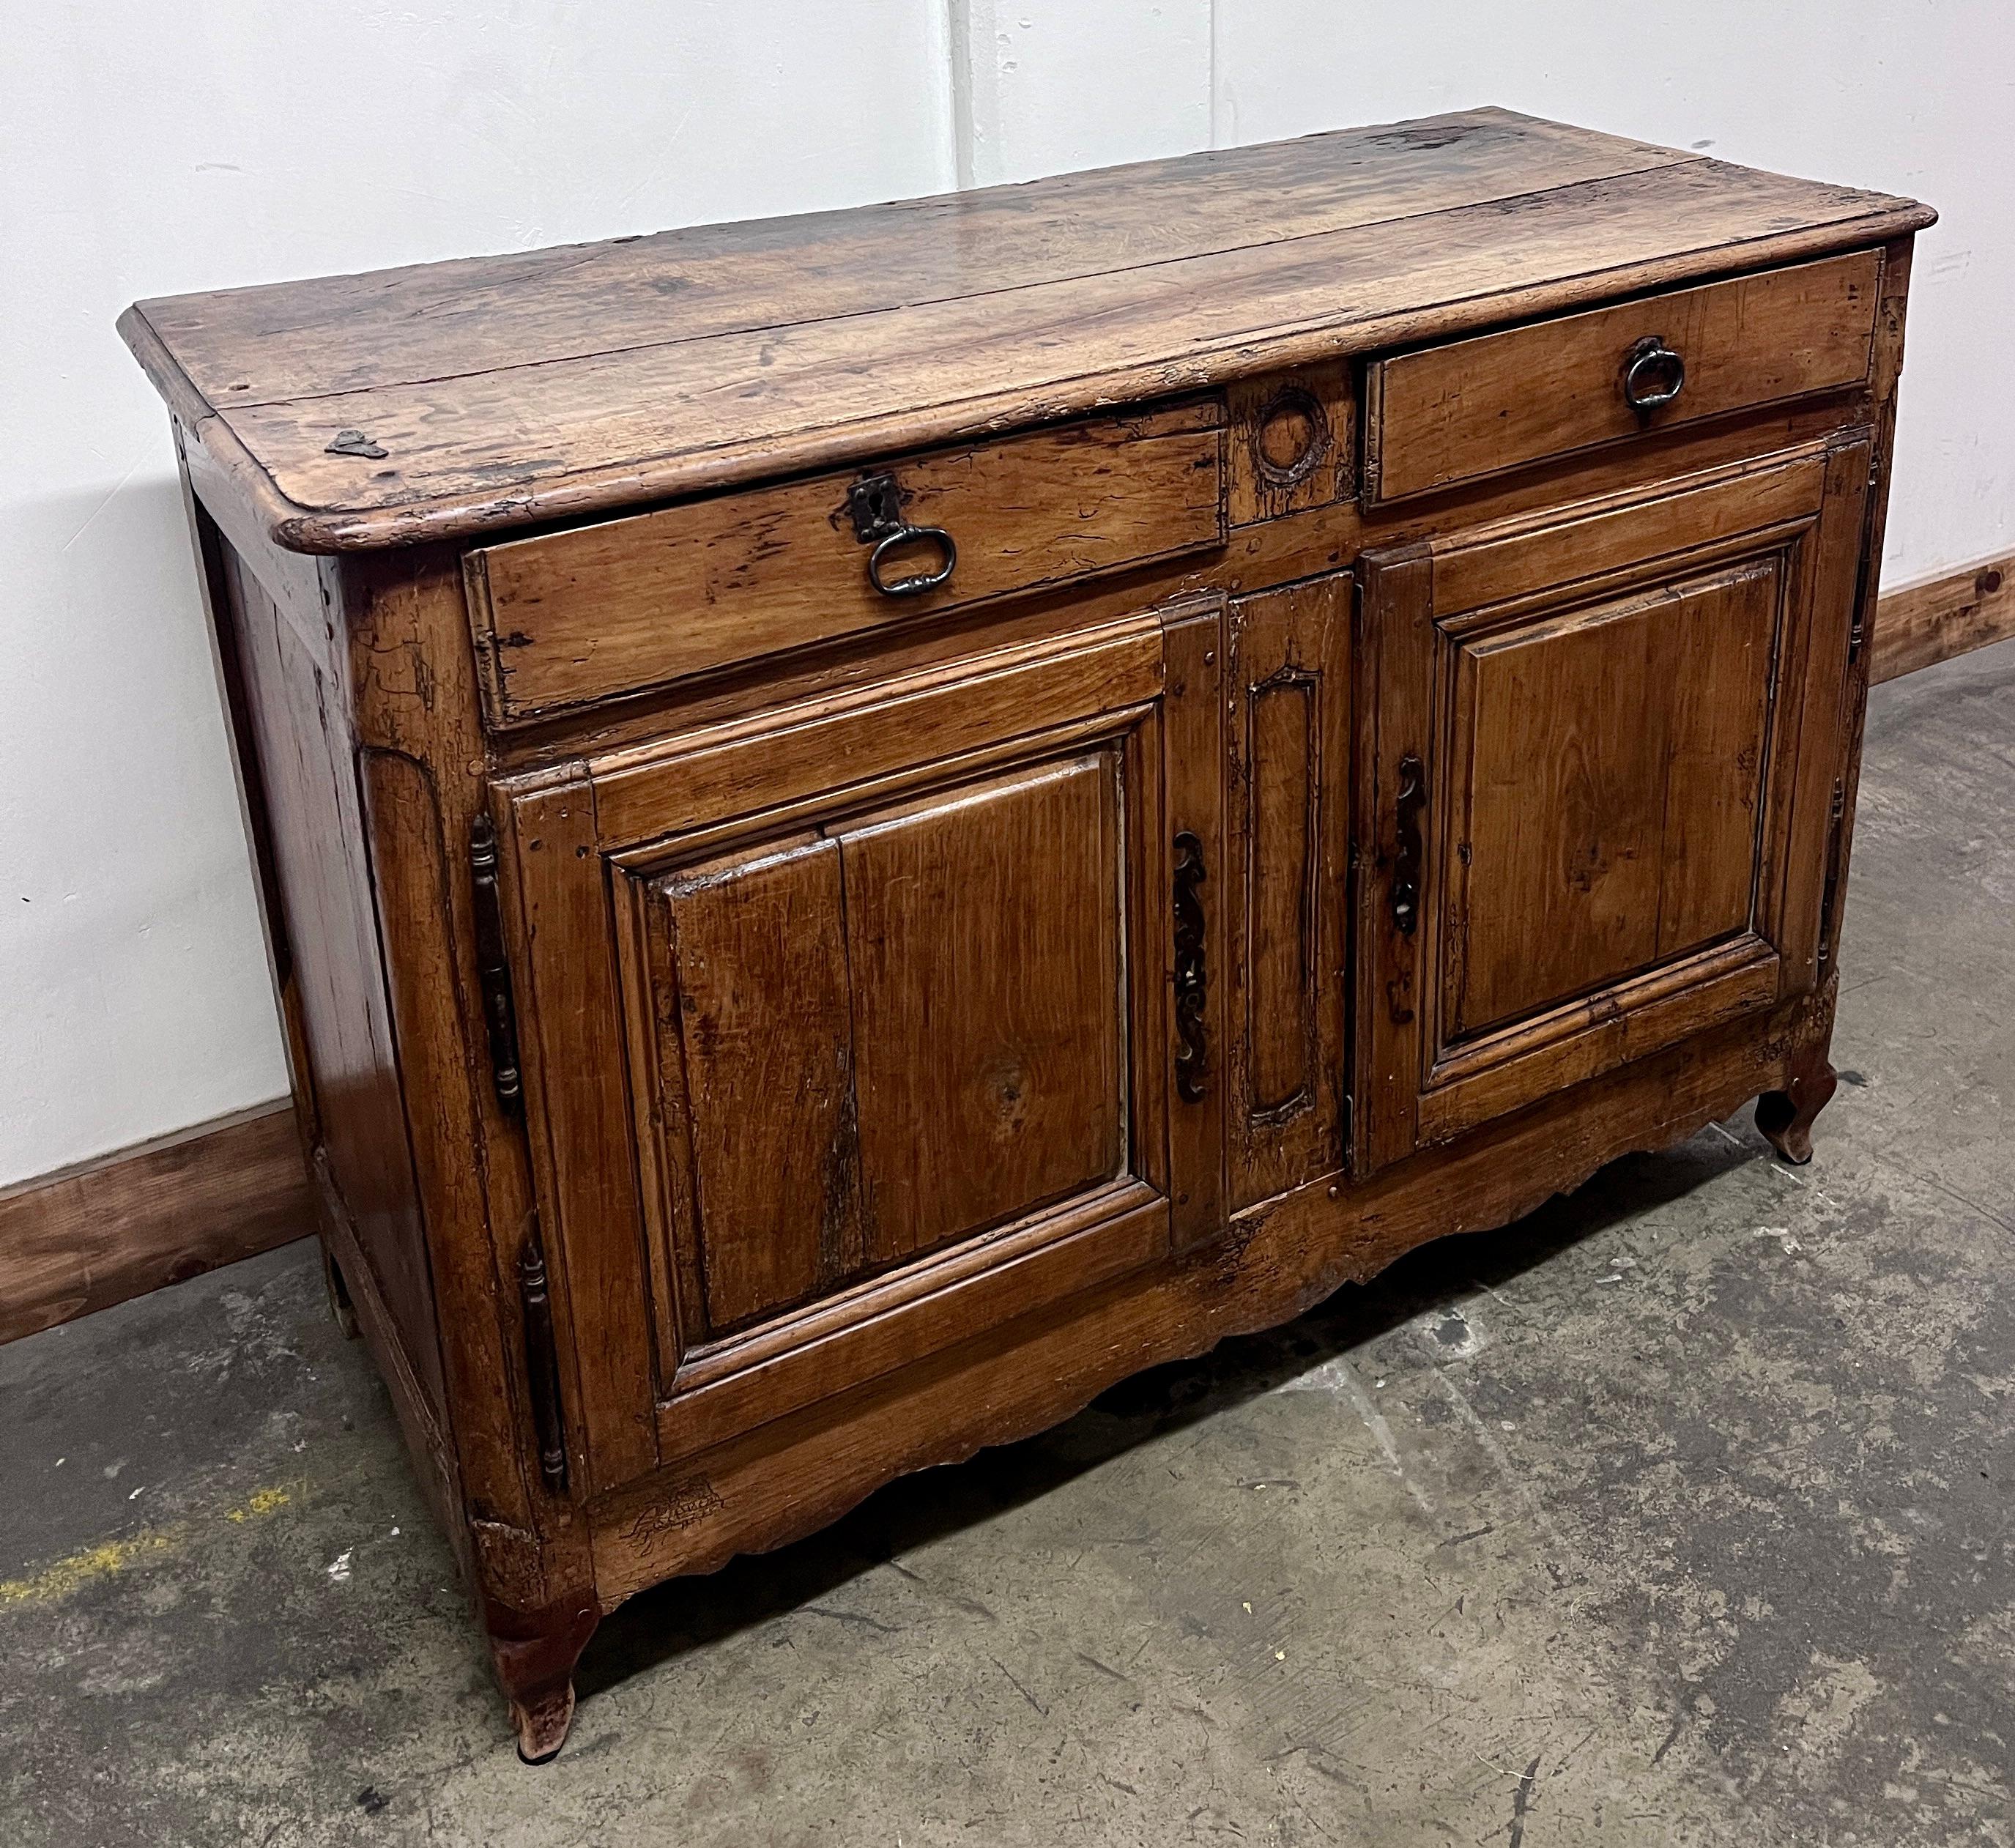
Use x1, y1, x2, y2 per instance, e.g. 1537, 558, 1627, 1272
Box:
486, 1599, 599, 1764
1756, 1052, 1839, 1166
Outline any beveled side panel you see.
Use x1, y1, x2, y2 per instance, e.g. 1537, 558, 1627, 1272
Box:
1226, 576, 1351, 1209
215, 545, 444, 1415
1657, 568, 1783, 952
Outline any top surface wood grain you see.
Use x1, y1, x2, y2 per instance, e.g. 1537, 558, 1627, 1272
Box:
119, 107, 1933, 553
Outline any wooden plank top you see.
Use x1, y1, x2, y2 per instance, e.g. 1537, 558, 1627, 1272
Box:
120, 107, 1933, 554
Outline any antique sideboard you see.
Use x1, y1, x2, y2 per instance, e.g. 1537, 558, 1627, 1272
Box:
120, 108, 1932, 1759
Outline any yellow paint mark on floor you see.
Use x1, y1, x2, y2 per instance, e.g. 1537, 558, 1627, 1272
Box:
0, 1483, 301, 1608
228, 1485, 294, 1523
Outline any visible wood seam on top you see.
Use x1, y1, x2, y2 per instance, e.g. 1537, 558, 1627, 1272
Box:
119, 110, 1934, 555
241, 211, 1924, 558
204, 155, 1712, 415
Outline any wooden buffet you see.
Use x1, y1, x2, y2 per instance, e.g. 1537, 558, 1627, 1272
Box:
119, 108, 1932, 1759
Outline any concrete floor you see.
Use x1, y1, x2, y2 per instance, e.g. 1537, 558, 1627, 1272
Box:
4, 643, 2012, 1848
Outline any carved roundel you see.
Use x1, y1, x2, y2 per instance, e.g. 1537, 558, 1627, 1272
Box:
1250, 385, 1331, 488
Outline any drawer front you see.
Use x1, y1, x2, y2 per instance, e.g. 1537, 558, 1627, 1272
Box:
1364, 250, 1882, 504
466, 401, 1226, 725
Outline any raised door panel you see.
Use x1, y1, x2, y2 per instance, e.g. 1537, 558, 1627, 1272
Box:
1225, 576, 1351, 1209
1444, 558, 1777, 1039
1356, 443, 1869, 1172
845, 756, 1126, 1266
497, 610, 1221, 1488
654, 834, 861, 1333
649, 754, 1129, 1340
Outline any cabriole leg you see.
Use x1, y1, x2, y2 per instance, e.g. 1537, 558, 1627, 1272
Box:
1756, 1045, 1840, 1166
485, 1598, 599, 1763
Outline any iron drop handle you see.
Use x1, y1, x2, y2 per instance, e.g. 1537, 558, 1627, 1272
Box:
1173, 831, 1209, 1101
1390, 754, 1425, 937
1623, 335, 1685, 412
846, 470, 958, 597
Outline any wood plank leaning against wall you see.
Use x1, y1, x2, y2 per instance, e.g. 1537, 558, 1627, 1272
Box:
0, 557, 2010, 1348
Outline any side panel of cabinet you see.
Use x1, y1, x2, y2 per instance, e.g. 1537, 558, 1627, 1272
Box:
1225, 576, 1351, 1209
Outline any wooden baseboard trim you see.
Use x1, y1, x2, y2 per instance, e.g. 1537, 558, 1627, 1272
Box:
1873, 553, 2015, 684
0, 1101, 313, 1346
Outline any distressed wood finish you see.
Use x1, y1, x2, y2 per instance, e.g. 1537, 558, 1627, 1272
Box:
1354, 444, 1871, 1163
119, 111, 1929, 552
122, 110, 1929, 1762
1225, 576, 1351, 1209
466, 401, 1226, 724
1365, 249, 1883, 502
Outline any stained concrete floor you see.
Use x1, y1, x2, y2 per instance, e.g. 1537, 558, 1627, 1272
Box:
4, 643, 2013, 1848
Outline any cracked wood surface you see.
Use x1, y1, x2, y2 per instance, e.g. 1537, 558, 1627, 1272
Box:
118, 107, 1930, 552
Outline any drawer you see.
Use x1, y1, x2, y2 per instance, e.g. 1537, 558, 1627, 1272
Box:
1362, 249, 1882, 504
465, 400, 1226, 725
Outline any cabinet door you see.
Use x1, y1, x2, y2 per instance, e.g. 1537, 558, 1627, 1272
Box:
496, 609, 1223, 1491
1355, 443, 1869, 1172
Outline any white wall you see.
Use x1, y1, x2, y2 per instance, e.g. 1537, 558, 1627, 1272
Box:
1, 1, 2004, 1186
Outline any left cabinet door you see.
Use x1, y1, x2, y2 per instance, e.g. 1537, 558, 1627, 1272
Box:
492, 607, 1224, 1492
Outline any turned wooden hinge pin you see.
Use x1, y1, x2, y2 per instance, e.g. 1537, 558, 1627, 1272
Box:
518, 1232, 569, 1493
470, 813, 524, 1116
1816, 777, 1849, 968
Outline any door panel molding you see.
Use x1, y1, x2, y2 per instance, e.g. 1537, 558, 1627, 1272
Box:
1355, 441, 1867, 1170
496, 608, 1221, 1491
1226, 575, 1351, 1209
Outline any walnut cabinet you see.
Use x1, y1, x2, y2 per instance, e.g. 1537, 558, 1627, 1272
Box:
121, 108, 1931, 1759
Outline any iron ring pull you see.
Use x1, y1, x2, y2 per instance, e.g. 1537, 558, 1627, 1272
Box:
867, 523, 958, 597
1623, 335, 1686, 412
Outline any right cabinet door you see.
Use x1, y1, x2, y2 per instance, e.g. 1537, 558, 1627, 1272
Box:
1355, 442, 1869, 1171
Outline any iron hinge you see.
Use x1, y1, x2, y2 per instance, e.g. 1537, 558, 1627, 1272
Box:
519, 1223, 569, 1494
1816, 778, 1849, 969
469, 813, 524, 1116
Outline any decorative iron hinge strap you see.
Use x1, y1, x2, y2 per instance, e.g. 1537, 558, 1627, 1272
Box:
469, 813, 524, 1116
518, 1226, 568, 1493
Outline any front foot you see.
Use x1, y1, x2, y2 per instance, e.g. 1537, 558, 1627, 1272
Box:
509, 1680, 576, 1765
486, 1597, 599, 1764
1756, 1053, 1839, 1165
